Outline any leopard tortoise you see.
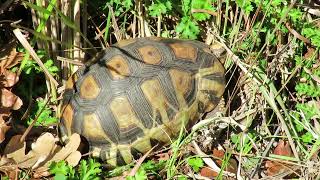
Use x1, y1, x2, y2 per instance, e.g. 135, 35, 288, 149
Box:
59, 37, 226, 167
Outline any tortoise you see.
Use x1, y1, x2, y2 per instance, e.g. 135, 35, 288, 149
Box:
59, 37, 226, 167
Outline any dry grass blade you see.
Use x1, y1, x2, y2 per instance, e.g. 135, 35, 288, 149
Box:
12, 28, 59, 86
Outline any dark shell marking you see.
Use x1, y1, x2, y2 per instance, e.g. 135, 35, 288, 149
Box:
60, 37, 226, 166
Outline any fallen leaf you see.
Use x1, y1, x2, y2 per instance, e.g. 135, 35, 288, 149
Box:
3, 133, 81, 178
155, 151, 170, 161
1, 70, 19, 88
0, 156, 18, 180
200, 166, 218, 178
0, 40, 22, 145
65, 151, 82, 166
1, 88, 23, 110
0, 41, 23, 70
3, 135, 25, 161
212, 148, 238, 174
265, 140, 294, 176
273, 140, 293, 157
4, 134, 55, 169
42, 133, 81, 167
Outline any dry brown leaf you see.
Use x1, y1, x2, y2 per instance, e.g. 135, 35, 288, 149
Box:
0, 118, 10, 143
42, 133, 81, 167
0, 156, 18, 180
212, 148, 238, 174
0, 41, 23, 70
1, 88, 23, 110
273, 140, 293, 157
4, 134, 55, 169
155, 151, 170, 161
1, 70, 19, 88
0, 41, 22, 145
4, 133, 81, 173
32, 170, 51, 179
200, 166, 218, 178
265, 140, 294, 176
3, 135, 25, 161
65, 151, 82, 166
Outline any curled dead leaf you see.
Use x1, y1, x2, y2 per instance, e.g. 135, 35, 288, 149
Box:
1, 70, 19, 87
0, 40, 22, 145
3, 133, 81, 178
0, 41, 23, 70
1, 88, 23, 110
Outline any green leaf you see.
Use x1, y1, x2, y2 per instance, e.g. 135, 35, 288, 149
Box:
295, 83, 320, 97
288, 8, 303, 24
191, 0, 215, 21
231, 134, 239, 144
54, 174, 68, 180
111, 0, 133, 16
187, 157, 204, 172
176, 16, 199, 39
27, 99, 58, 126
49, 161, 71, 177
301, 132, 314, 143
79, 159, 102, 180
302, 25, 320, 47
177, 176, 188, 180
149, 0, 172, 17
141, 160, 166, 171
235, 0, 253, 14
23, 1, 51, 16
271, 0, 284, 6
134, 168, 148, 180
182, 0, 191, 15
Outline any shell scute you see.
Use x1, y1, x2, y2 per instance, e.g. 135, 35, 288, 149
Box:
79, 74, 101, 100
169, 42, 198, 62
138, 45, 162, 65
106, 55, 131, 80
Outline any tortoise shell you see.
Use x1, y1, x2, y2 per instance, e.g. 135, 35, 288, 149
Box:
60, 37, 226, 166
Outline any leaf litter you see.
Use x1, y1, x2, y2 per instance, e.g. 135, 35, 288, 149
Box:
0, 45, 23, 144
2, 133, 81, 178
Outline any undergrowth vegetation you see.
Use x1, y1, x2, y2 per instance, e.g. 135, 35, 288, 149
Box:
0, 0, 320, 179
